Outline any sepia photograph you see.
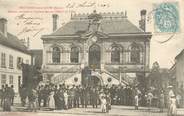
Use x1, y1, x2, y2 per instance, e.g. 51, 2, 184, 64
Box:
0, 0, 184, 115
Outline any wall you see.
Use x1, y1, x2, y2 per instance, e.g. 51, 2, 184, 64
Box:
42, 36, 150, 85
176, 53, 184, 87
0, 44, 31, 93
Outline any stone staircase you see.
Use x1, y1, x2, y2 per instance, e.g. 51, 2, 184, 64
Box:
51, 68, 81, 84
101, 69, 129, 85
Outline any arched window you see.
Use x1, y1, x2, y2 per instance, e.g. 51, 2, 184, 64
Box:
130, 43, 142, 63
70, 47, 79, 63
111, 46, 120, 63
52, 47, 60, 63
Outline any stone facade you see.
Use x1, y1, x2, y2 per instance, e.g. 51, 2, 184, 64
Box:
41, 11, 152, 86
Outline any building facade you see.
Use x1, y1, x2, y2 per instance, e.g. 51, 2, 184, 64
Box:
175, 49, 184, 88
41, 10, 152, 86
0, 18, 31, 93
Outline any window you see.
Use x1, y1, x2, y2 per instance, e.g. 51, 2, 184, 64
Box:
1, 74, 6, 84
9, 55, 13, 69
70, 47, 79, 63
111, 46, 120, 63
1, 53, 6, 68
9, 75, 13, 85
52, 47, 60, 63
130, 43, 142, 63
17, 57, 23, 69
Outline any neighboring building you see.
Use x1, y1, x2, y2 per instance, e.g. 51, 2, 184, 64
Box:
169, 63, 176, 88
0, 18, 31, 93
175, 49, 184, 88
41, 10, 152, 86
147, 61, 170, 90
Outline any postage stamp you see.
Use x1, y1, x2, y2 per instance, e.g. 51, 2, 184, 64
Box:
153, 2, 180, 33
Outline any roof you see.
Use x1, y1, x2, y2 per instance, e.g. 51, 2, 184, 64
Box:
51, 19, 144, 36
42, 12, 152, 39
0, 31, 30, 54
175, 49, 184, 60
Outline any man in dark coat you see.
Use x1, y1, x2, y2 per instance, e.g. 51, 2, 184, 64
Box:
83, 86, 90, 108
3, 85, 12, 111
0, 85, 5, 106
110, 85, 116, 105
10, 85, 15, 105
91, 87, 98, 108
74, 86, 80, 108
70, 85, 75, 108
42, 85, 50, 107
57, 88, 64, 110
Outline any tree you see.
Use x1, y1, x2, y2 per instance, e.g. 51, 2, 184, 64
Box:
148, 62, 162, 91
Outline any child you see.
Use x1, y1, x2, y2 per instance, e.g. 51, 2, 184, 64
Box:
101, 96, 107, 113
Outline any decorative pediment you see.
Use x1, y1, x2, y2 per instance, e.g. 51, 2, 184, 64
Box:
88, 10, 103, 32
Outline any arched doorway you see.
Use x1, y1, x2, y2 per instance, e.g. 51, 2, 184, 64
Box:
89, 44, 101, 69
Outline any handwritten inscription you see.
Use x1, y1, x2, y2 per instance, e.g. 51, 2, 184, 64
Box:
66, 1, 110, 8
15, 14, 44, 37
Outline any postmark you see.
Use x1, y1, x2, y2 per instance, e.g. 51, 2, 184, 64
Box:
154, 2, 179, 33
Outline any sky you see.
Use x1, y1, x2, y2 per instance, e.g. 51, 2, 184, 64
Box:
0, 0, 184, 68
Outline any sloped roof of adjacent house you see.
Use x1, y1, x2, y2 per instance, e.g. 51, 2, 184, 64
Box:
0, 31, 30, 54
175, 49, 184, 60
42, 12, 152, 39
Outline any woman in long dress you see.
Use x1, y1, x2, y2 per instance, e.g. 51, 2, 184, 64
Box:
168, 95, 177, 116
48, 91, 55, 110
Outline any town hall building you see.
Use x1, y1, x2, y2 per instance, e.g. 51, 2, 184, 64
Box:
41, 10, 152, 87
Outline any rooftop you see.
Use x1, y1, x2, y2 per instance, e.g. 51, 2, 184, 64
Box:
175, 49, 184, 60
42, 11, 151, 39
0, 31, 30, 54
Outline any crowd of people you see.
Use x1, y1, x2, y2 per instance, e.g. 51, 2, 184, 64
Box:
0, 83, 182, 115
20, 84, 114, 112
0, 84, 15, 111
18, 83, 176, 112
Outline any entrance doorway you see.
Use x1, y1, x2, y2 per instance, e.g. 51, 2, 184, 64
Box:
81, 67, 102, 87
89, 44, 101, 69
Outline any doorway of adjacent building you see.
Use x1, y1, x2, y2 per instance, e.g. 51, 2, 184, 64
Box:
89, 44, 101, 69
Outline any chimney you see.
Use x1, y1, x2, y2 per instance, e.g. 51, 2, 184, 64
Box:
52, 14, 58, 32
139, 9, 146, 32
0, 18, 7, 37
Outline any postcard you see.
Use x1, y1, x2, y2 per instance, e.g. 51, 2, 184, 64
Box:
0, 0, 184, 116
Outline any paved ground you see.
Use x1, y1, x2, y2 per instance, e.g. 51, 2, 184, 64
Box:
0, 105, 184, 116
